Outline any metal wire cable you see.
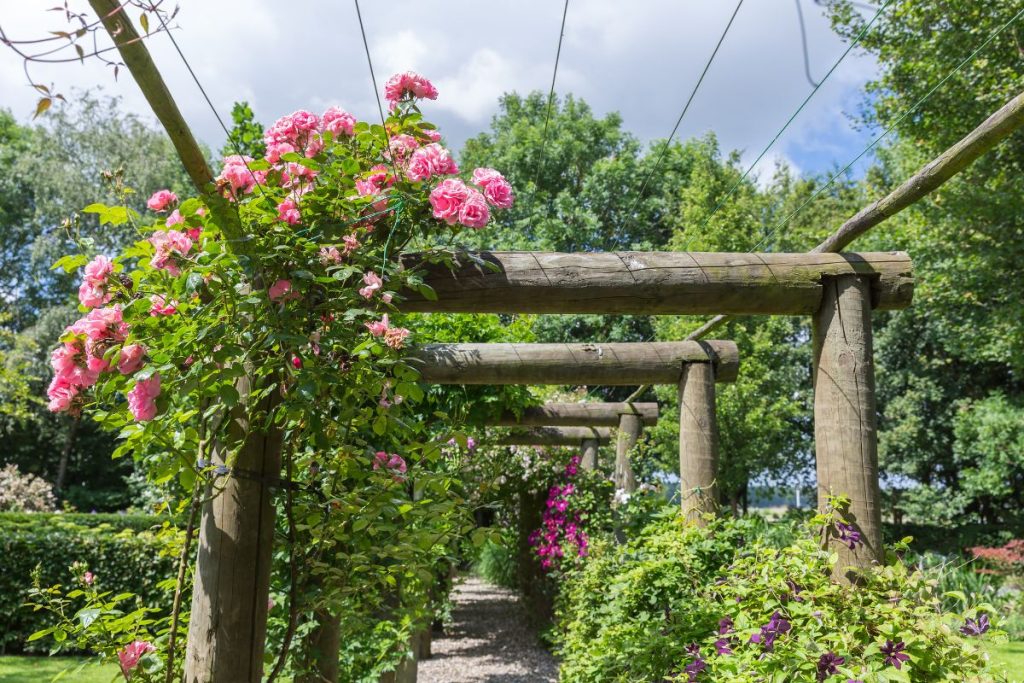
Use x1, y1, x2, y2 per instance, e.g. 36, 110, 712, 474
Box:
683, 0, 891, 250
752, 4, 1024, 250
529, 0, 570, 205
623, 0, 745, 226
795, 0, 820, 88
353, 0, 403, 183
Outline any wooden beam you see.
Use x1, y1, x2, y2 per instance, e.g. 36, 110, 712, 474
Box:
88, 0, 247, 249
495, 427, 613, 446
581, 439, 599, 471
614, 413, 641, 493
687, 88, 1024, 343
813, 275, 884, 581
679, 362, 719, 523
400, 251, 913, 315
486, 402, 659, 427
814, 90, 1024, 254
409, 341, 739, 385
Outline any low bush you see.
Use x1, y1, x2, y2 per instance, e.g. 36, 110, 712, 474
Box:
556, 510, 1007, 682
475, 532, 518, 589
0, 514, 175, 653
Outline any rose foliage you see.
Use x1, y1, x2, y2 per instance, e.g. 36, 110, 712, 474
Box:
33, 72, 516, 679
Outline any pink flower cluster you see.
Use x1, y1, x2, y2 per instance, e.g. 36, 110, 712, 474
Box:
268, 279, 301, 303
77, 255, 115, 308
428, 168, 513, 229
118, 639, 155, 678
47, 306, 157, 421
127, 374, 161, 422
149, 230, 194, 277
406, 143, 459, 182
384, 71, 438, 110
373, 450, 408, 480
528, 455, 589, 571
319, 234, 360, 265
146, 189, 177, 212
358, 270, 391, 302
365, 314, 410, 349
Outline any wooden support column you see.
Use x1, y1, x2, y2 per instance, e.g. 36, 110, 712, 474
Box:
300, 611, 341, 683
813, 275, 884, 581
614, 413, 641, 493
580, 438, 599, 471
678, 362, 719, 523
185, 379, 282, 682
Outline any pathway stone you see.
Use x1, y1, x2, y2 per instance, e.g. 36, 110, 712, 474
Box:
419, 576, 559, 682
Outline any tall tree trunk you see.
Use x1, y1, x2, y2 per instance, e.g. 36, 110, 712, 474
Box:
55, 415, 79, 496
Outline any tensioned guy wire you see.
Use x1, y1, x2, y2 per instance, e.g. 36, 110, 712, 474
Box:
684, 0, 891, 249
752, 4, 1024, 250
353, 0, 404, 184
622, 0, 745, 226
529, 0, 571, 207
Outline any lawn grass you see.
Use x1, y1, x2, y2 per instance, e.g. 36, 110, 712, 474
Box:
987, 641, 1024, 682
0, 656, 118, 683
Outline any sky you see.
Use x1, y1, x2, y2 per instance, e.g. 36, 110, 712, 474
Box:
0, 1, 882, 182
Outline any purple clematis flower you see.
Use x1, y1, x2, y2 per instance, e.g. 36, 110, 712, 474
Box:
960, 613, 990, 636
749, 611, 791, 652
713, 638, 733, 656
835, 521, 863, 550
816, 652, 846, 681
880, 640, 910, 669
718, 617, 734, 635
684, 656, 706, 682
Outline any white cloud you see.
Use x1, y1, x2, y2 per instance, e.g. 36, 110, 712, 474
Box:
0, 0, 880, 175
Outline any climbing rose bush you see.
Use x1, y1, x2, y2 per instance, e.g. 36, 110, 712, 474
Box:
555, 511, 1007, 682
39, 71, 511, 679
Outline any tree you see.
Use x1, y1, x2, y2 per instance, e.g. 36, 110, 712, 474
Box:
829, 0, 1024, 522
220, 101, 266, 159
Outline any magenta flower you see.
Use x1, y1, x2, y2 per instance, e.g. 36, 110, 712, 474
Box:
960, 613, 990, 636
117, 639, 155, 678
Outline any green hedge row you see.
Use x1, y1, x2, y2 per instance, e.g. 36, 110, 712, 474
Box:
883, 520, 1024, 555
0, 511, 166, 532
0, 513, 175, 653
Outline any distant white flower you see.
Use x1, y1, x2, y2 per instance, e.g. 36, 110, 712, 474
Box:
613, 488, 631, 506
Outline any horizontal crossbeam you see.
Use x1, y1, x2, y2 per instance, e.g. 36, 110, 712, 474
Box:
409, 341, 739, 385
485, 402, 659, 427
400, 251, 913, 315
495, 427, 613, 446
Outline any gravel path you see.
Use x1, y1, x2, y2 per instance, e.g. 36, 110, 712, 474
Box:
419, 576, 559, 683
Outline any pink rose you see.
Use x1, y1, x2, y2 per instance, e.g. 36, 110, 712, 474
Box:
149, 230, 194, 276
268, 279, 299, 303
472, 168, 514, 209
384, 71, 438, 108
118, 639, 156, 677
389, 134, 419, 161
83, 255, 114, 286
358, 271, 383, 299
471, 167, 503, 187
78, 282, 110, 309
423, 129, 442, 143
149, 294, 177, 316
217, 155, 259, 199
429, 178, 470, 224
127, 374, 161, 422
117, 344, 146, 375
321, 106, 356, 137
277, 198, 301, 225
82, 571, 95, 585
165, 209, 184, 227
342, 234, 360, 256
46, 376, 79, 413
319, 246, 342, 265
458, 189, 490, 229
265, 141, 296, 164
146, 189, 177, 212
365, 314, 389, 337
291, 355, 302, 369
406, 143, 457, 182
383, 326, 410, 349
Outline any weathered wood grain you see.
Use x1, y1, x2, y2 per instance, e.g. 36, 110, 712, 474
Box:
486, 402, 659, 427
679, 362, 719, 524
400, 251, 913, 314
410, 341, 739, 385
495, 427, 613, 446
614, 413, 642, 493
813, 275, 884, 581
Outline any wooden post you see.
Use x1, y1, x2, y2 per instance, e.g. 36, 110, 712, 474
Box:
185, 378, 282, 682
614, 413, 641, 493
300, 611, 341, 683
813, 275, 884, 581
678, 362, 719, 522
580, 438, 599, 471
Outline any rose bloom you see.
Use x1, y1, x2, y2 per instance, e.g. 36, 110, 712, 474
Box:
458, 189, 490, 229
118, 640, 156, 677
429, 178, 469, 224
384, 71, 438, 108
358, 271, 383, 299
146, 189, 177, 212
321, 106, 356, 137
277, 198, 301, 225
365, 314, 390, 337
127, 374, 161, 422
268, 279, 299, 303
149, 294, 178, 316
384, 325, 410, 349
117, 343, 146, 375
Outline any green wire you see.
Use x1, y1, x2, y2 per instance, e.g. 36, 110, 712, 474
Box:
685, 0, 892, 250
755, 4, 1024, 251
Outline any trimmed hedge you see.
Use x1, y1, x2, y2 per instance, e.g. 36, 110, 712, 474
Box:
884, 520, 1024, 555
0, 513, 175, 653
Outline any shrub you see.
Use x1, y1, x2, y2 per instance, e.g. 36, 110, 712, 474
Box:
0, 513, 175, 653
555, 511, 1006, 682
475, 533, 518, 589
0, 464, 56, 512
0, 511, 165, 532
